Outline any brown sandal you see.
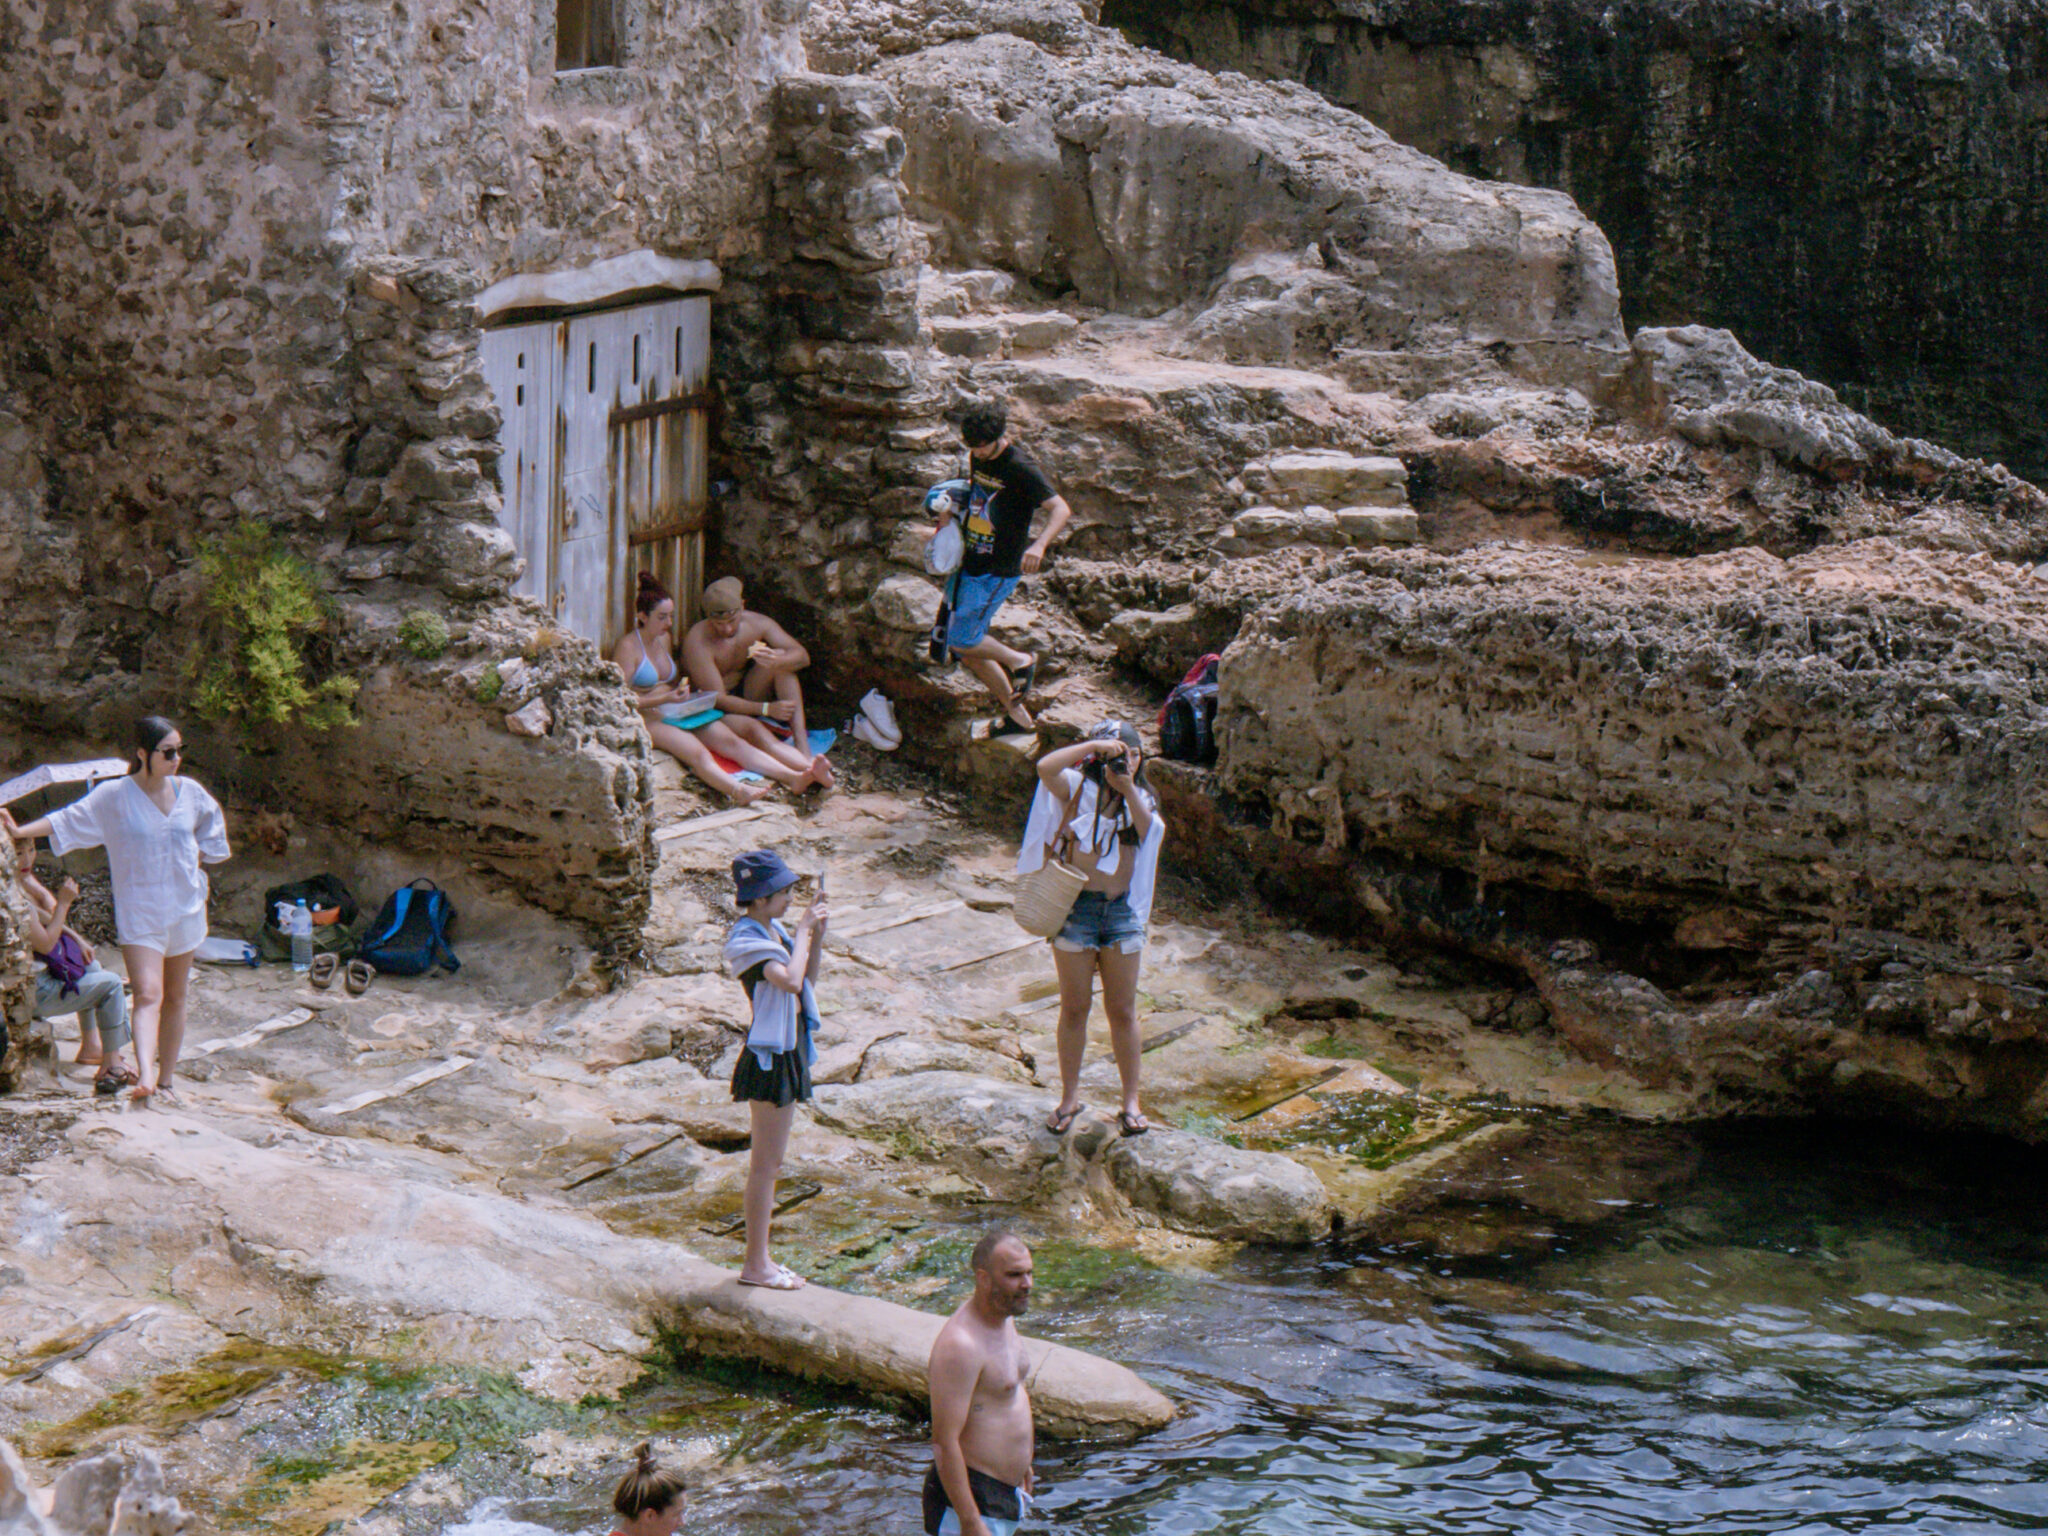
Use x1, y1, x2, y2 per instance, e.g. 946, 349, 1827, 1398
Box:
309, 953, 340, 989
344, 959, 376, 996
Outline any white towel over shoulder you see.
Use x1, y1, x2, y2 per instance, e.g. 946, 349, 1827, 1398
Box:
723, 916, 820, 1069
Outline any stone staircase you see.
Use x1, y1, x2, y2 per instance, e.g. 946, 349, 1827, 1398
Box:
1217, 449, 1419, 554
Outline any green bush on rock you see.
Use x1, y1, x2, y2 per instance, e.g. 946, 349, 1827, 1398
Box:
189, 522, 359, 741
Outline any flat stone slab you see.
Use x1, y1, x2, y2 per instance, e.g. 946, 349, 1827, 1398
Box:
658, 1270, 1175, 1440
813, 1071, 1332, 1242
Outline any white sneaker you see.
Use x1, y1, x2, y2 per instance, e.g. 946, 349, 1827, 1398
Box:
851, 714, 896, 751
857, 689, 902, 746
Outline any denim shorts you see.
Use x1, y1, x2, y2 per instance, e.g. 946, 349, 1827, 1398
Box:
946, 573, 1021, 650
1053, 889, 1144, 954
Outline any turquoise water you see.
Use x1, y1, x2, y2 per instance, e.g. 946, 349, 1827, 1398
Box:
444, 1119, 2048, 1534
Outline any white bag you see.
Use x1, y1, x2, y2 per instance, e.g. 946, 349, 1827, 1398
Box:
924, 520, 963, 575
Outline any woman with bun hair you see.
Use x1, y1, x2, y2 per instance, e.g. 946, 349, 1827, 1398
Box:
609, 1442, 687, 1536
1, 715, 230, 1103
612, 572, 829, 803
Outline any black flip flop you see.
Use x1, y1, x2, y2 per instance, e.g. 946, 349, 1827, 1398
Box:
1117, 1109, 1150, 1138
1046, 1104, 1084, 1136
1010, 658, 1038, 699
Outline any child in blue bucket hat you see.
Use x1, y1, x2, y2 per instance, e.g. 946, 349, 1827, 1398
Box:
722, 848, 828, 1289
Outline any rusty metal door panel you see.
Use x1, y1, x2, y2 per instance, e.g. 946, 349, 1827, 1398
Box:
485, 293, 712, 644
557, 308, 631, 645
478, 321, 556, 609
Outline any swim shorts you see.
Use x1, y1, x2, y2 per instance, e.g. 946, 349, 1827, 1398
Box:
924, 1466, 1028, 1536
945, 573, 1021, 651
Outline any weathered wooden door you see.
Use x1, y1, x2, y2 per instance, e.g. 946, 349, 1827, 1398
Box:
480, 294, 712, 647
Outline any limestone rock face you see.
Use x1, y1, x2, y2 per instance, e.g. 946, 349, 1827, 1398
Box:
0, 1439, 192, 1536
1628, 325, 1965, 478
1215, 540, 2048, 1127
875, 31, 1628, 382
1106, 0, 2048, 483
0, 839, 37, 1094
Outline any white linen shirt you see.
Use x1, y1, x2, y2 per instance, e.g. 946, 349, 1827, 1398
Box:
45, 776, 230, 948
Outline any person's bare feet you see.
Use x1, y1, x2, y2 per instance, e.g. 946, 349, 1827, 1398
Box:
809, 754, 836, 789
74, 1050, 104, 1069
729, 782, 772, 807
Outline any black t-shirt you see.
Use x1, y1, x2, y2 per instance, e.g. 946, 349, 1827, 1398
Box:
959, 444, 1056, 579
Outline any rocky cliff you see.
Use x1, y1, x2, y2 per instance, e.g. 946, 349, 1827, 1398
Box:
1209, 537, 2048, 1130
1103, 0, 2048, 485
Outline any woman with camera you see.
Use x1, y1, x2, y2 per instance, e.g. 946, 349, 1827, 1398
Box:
1019, 720, 1167, 1138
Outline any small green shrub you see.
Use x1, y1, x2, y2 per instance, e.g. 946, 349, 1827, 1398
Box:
188, 522, 359, 741
398, 609, 450, 660
475, 663, 504, 704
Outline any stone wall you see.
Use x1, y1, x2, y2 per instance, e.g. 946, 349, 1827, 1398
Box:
0, 0, 803, 938
1102, 0, 2048, 483
0, 837, 39, 1093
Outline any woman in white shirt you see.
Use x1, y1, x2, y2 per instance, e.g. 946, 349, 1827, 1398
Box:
1018, 720, 1167, 1139
2, 716, 230, 1103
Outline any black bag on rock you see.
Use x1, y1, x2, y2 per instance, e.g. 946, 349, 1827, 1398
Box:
1157, 653, 1221, 764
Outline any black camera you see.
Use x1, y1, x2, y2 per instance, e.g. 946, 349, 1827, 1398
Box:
1082, 743, 1127, 786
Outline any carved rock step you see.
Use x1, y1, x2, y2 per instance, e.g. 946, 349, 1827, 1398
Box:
1218, 504, 1419, 554
1243, 449, 1407, 507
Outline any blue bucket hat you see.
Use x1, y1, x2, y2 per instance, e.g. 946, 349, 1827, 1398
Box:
733, 849, 801, 905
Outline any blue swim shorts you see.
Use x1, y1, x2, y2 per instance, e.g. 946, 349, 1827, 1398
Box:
1052, 889, 1144, 954
946, 573, 1021, 651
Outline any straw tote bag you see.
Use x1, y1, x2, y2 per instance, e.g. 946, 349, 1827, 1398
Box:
1013, 836, 1089, 936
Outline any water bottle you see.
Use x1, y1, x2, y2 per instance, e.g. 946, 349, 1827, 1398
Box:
291, 897, 313, 973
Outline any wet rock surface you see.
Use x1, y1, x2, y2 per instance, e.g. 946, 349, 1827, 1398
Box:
2, 761, 1588, 1520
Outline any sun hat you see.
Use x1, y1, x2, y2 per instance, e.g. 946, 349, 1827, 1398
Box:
733, 849, 800, 905
703, 577, 744, 618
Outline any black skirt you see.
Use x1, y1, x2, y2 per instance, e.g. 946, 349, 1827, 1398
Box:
731, 1038, 812, 1106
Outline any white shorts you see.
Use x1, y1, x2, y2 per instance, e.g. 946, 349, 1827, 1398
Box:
117, 905, 208, 958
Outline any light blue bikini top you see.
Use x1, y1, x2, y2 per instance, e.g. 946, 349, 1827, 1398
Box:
630, 639, 677, 690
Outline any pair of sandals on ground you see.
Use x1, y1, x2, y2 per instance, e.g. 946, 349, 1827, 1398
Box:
306, 953, 377, 995
1045, 1102, 1149, 1138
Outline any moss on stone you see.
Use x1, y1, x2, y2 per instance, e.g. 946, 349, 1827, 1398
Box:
398, 608, 451, 659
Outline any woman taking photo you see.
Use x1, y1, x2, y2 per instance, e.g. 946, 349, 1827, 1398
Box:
1020, 720, 1167, 1138
1, 716, 230, 1103
611, 572, 828, 803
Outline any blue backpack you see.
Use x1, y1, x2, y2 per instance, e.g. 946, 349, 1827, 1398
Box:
358, 879, 460, 976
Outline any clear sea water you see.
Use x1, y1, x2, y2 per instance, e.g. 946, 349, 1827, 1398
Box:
436, 1118, 2048, 1535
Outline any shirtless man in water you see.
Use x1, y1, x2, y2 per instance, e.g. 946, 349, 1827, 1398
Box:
681, 576, 823, 770
925, 1232, 1036, 1536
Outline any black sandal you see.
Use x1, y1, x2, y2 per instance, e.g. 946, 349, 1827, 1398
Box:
1045, 1104, 1084, 1136
1010, 658, 1038, 699
1117, 1109, 1150, 1137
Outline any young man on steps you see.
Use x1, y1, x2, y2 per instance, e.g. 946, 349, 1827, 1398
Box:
935, 401, 1072, 732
